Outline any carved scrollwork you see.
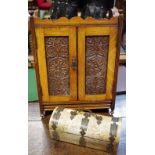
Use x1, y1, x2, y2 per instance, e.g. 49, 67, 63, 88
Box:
45, 36, 70, 96
85, 36, 109, 95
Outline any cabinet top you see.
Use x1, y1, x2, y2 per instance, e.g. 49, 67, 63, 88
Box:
33, 16, 120, 28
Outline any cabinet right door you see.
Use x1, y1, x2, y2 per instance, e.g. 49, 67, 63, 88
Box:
78, 26, 117, 101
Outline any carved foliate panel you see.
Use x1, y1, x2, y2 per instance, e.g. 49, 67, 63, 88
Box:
45, 36, 70, 96
85, 36, 109, 94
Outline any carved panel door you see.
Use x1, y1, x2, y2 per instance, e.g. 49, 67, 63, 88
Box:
36, 27, 77, 103
78, 26, 117, 101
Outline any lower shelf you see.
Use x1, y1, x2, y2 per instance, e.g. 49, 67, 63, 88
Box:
42, 101, 112, 112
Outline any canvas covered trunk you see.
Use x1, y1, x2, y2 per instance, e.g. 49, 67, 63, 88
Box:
49, 107, 122, 154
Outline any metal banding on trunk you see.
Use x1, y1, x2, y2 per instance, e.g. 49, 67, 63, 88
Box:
79, 112, 91, 146
50, 107, 64, 140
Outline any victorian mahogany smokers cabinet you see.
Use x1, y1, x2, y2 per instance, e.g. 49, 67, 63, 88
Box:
31, 16, 123, 116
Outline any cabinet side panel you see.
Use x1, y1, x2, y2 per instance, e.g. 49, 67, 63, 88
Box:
45, 36, 70, 96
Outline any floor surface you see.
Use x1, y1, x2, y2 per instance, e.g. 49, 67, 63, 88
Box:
28, 95, 126, 155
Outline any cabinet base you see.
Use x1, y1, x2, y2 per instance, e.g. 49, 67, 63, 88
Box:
40, 101, 114, 117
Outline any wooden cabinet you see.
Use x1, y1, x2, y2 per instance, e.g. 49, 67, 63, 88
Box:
32, 16, 122, 116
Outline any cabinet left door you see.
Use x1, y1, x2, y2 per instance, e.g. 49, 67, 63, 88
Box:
35, 27, 77, 103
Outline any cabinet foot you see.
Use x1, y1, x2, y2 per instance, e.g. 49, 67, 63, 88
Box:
40, 111, 46, 119
109, 109, 114, 116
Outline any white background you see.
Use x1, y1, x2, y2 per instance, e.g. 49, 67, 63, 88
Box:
0, 0, 155, 154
